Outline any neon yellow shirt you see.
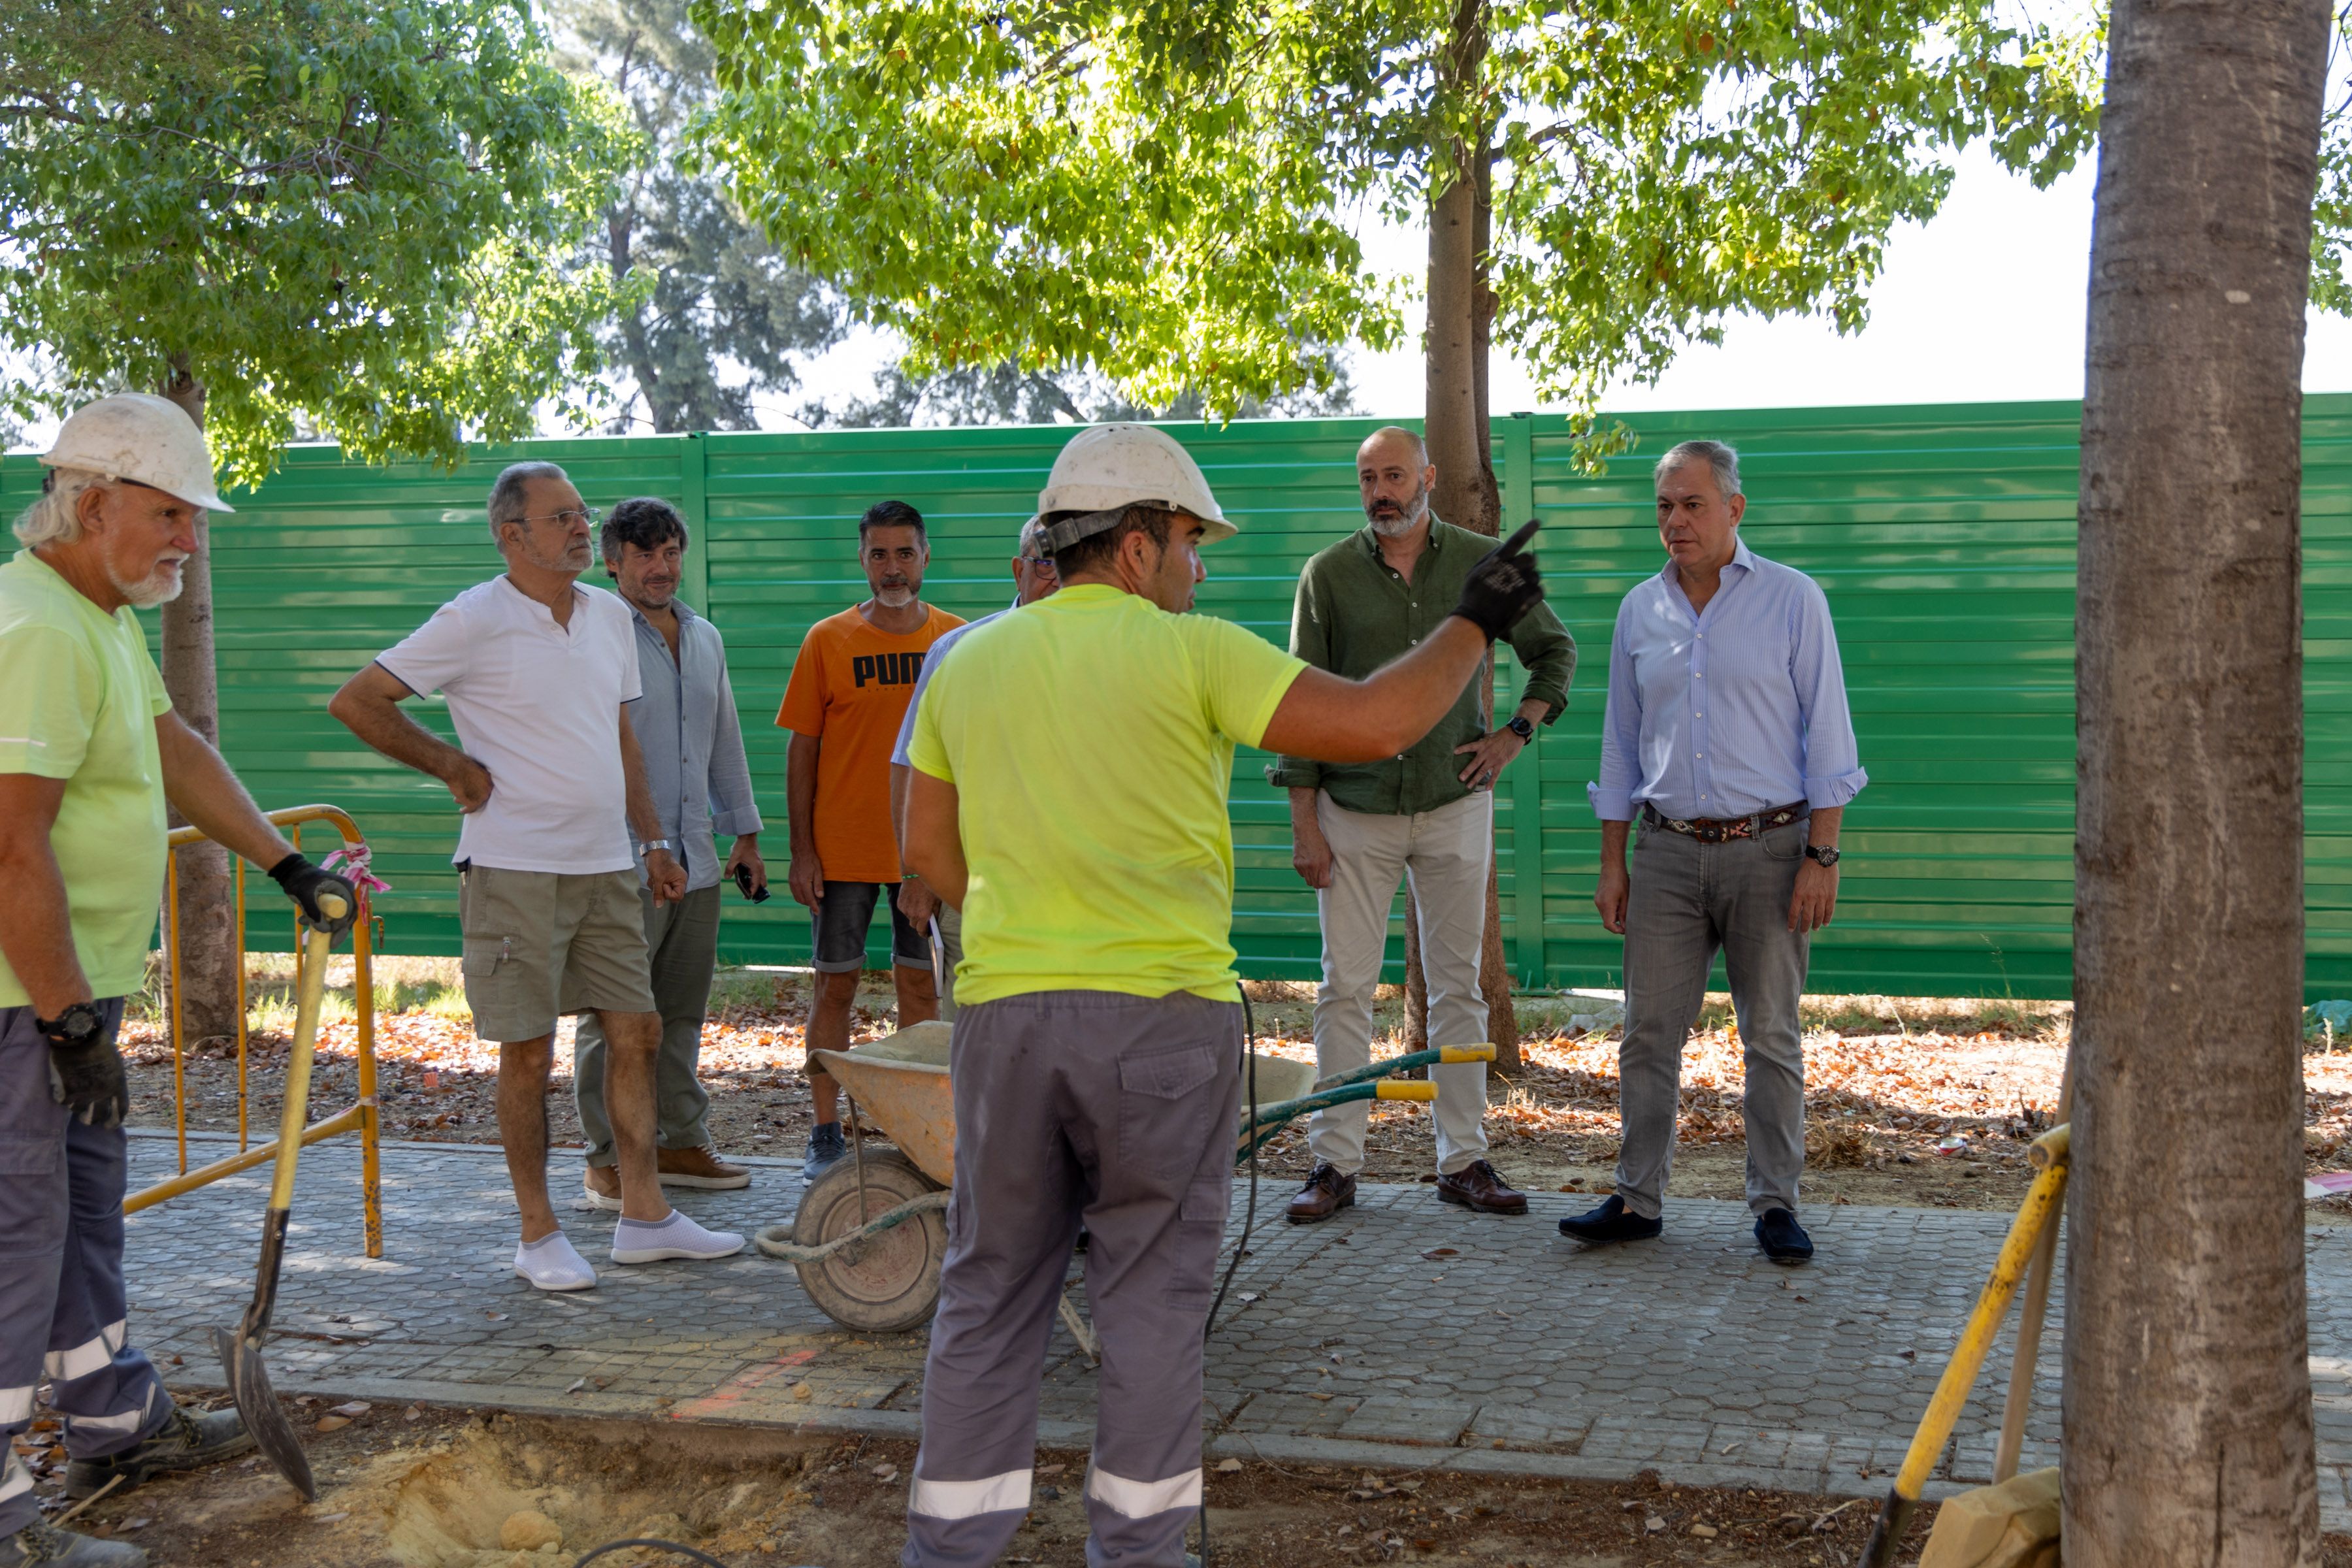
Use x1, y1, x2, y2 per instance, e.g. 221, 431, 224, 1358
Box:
0, 551, 174, 1008
908, 583, 1306, 1004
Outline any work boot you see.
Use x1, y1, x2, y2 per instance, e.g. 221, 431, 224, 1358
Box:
1435, 1159, 1528, 1215
658, 1145, 752, 1190
1556, 1194, 1663, 1245
1284, 1162, 1356, 1224
802, 1122, 847, 1181
65, 1406, 252, 1499
1755, 1207, 1814, 1265
0, 1520, 148, 1567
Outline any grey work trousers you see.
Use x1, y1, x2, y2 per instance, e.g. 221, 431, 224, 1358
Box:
1616, 816, 1811, 1220
0, 1001, 172, 1537
1307, 791, 1492, 1176
905, 990, 1240, 1568
574, 881, 722, 1166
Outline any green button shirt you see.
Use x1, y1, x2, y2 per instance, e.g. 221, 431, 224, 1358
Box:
1267, 520, 1576, 816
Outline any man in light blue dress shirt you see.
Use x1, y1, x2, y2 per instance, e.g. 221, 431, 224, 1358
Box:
576, 497, 768, 1209
1565, 440, 1867, 1264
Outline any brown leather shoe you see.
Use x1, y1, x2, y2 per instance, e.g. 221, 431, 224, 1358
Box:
1284, 1162, 1357, 1224
580, 1163, 622, 1212
658, 1145, 752, 1189
1436, 1159, 1528, 1215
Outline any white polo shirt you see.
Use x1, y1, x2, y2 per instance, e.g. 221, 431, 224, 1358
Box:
376, 576, 642, 874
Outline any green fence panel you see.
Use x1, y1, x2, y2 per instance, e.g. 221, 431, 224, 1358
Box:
5, 396, 2347, 999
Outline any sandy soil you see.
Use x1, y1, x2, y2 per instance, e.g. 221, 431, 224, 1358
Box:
117, 962, 2352, 1222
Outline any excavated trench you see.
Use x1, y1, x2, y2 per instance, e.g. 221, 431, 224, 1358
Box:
368, 1413, 836, 1567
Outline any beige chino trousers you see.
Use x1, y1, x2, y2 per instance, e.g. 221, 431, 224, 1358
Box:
1307, 790, 1493, 1177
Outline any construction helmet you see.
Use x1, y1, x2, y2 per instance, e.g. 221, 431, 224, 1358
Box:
1034, 423, 1232, 553
39, 393, 233, 514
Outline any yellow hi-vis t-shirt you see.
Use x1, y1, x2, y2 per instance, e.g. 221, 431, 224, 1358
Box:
906, 583, 1307, 1005
0, 550, 174, 1007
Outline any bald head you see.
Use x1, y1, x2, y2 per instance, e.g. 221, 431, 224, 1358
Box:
1356, 426, 1435, 538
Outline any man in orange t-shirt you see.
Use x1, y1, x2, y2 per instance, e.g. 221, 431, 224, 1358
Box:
776, 499, 965, 1177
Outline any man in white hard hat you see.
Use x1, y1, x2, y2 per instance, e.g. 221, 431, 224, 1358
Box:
0, 394, 358, 1568
898, 423, 1547, 1568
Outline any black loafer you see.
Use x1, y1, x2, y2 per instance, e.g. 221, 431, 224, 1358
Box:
1556, 1194, 1662, 1245
1755, 1207, 1814, 1264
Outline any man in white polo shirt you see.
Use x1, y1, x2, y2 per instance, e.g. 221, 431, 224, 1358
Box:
330, 461, 743, 1290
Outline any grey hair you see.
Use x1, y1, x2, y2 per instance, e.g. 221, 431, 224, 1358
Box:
1360, 425, 1430, 469
1017, 517, 1051, 559
486, 461, 570, 545
11, 468, 110, 547
1653, 439, 1742, 499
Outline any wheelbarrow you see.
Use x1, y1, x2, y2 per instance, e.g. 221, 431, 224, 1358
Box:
753, 1021, 1495, 1340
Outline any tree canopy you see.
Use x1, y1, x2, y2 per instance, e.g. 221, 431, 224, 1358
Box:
693, 0, 2104, 426
1, 0, 636, 482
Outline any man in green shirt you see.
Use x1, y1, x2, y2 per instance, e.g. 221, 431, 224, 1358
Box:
0, 395, 355, 1568
1269, 425, 1576, 1222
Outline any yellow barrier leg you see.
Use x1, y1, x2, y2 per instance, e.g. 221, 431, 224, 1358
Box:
1855, 1125, 2070, 1568
353, 917, 383, 1258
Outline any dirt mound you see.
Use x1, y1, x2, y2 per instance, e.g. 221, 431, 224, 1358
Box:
355, 1413, 830, 1566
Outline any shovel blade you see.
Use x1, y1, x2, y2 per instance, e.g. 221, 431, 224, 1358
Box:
214, 1326, 314, 1502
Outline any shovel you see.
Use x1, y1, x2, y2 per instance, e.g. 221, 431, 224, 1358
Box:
213, 890, 345, 1501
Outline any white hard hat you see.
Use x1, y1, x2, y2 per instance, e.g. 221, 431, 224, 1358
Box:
1035, 423, 1231, 552
39, 393, 233, 514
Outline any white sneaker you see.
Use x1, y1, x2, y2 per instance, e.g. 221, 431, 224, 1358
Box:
514, 1232, 598, 1291
610, 1209, 745, 1264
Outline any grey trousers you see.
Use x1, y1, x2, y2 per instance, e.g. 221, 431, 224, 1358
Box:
1307, 791, 1492, 1176
905, 990, 1239, 1568
574, 881, 723, 1166
1616, 817, 1810, 1220
0, 1001, 172, 1537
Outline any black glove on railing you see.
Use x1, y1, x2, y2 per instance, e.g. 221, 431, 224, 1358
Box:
1451, 518, 1546, 642
269, 853, 359, 938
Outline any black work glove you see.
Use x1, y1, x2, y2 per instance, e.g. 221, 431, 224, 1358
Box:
42, 1009, 127, 1128
268, 853, 358, 938
1451, 518, 1546, 642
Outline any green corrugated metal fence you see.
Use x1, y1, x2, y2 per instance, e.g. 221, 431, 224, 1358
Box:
6, 398, 2346, 999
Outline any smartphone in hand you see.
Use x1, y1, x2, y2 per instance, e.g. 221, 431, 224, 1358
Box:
734, 862, 770, 903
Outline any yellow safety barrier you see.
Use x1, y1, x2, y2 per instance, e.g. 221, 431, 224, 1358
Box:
1854, 1123, 2070, 1567
126, 804, 384, 1260
1375, 1080, 1440, 1102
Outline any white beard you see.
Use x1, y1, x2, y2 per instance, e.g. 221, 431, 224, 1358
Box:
876, 585, 916, 608
114, 560, 186, 608
1367, 491, 1429, 538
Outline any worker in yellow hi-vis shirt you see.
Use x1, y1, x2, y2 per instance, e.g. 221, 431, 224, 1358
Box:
898, 424, 1547, 1568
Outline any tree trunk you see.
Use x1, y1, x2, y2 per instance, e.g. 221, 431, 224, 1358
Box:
1421, 0, 1520, 1070
156, 364, 240, 1049
2065, 2, 2327, 1561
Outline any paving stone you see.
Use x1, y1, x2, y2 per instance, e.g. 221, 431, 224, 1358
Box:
110, 1132, 2352, 1495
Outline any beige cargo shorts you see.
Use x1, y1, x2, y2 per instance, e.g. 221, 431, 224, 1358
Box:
457, 864, 657, 1043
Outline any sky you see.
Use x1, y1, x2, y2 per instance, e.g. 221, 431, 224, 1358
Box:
13, 142, 2352, 451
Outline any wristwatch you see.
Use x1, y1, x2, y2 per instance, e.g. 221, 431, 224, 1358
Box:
638, 838, 676, 858
1804, 844, 1842, 868
1503, 715, 1536, 743
36, 1000, 106, 1050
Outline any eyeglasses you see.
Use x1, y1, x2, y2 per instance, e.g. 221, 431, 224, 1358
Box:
1021, 555, 1058, 574
519, 507, 601, 531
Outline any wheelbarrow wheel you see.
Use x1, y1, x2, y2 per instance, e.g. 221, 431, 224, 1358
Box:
792, 1148, 948, 1333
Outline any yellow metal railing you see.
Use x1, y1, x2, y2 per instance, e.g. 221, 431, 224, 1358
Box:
127, 804, 384, 1259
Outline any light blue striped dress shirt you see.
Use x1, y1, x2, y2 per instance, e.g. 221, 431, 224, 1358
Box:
1588, 538, 1867, 823
625, 598, 763, 890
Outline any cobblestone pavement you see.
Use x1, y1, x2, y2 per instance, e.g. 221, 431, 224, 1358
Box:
120, 1132, 2352, 1522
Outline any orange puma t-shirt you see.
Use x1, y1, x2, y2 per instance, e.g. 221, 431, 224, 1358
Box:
776, 602, 965, 884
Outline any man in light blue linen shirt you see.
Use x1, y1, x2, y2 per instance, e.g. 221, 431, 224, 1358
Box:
1565, 439, 1866, 1264
887, 517, 1060, 1018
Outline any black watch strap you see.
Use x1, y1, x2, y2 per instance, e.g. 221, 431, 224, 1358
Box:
1505, 715, 1535, 742
1804, 844, 1841, 868
36, 1000, 106, 1047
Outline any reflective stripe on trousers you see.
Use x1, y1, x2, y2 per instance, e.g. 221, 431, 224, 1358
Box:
0, 1002, 171, 1538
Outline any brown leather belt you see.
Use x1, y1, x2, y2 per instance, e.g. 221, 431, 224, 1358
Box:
1641, 800, 1809, 844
